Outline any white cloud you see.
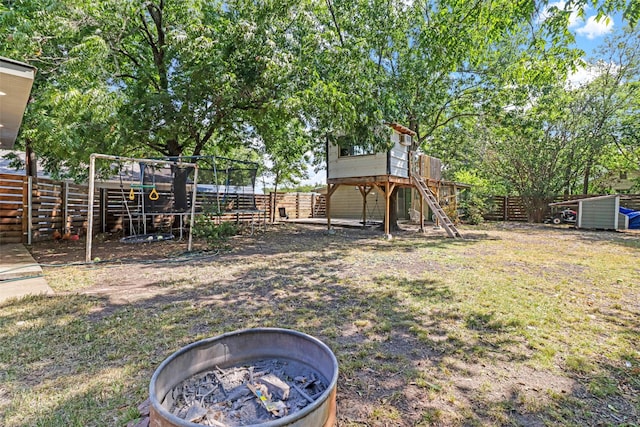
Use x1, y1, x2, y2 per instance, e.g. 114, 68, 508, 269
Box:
575, 15, 614, 39
566, 61, 619, 89
567, 65, 600, 88
540, 3, 614, 40
539, 1, 581, 27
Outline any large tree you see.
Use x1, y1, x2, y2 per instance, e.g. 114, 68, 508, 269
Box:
3, 0, 639, 219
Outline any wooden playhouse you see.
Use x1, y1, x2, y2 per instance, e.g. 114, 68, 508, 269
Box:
325, 123, 467, 237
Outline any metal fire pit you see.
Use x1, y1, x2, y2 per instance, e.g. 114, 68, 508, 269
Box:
149, 328, 338, 427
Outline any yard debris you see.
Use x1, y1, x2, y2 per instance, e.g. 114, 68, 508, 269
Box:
246, 383, 288, 417
125, 399, 151, 427
137, 398, 151, 417
257, 373, 290, 400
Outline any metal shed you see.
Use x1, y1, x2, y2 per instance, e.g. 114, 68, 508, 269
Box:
549, 195, 628, 230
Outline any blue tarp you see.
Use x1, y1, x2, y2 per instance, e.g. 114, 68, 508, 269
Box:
620, 207, 640, 229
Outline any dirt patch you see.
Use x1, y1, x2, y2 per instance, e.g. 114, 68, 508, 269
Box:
16, 221, 640, 426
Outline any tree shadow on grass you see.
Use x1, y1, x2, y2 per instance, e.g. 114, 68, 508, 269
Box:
3, 225, 638, 426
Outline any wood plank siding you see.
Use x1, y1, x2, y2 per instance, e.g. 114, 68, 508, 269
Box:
327, 143, 388, 179
0, 173, 25, 243
327, 186, 385, 220
327, 129, 410, 181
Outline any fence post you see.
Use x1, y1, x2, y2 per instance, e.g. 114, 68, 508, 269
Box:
296, 192, 300, 219
311, 193, 316, 218
63, 181, 69, 233
21, 176, 31, 244
503, 196, 508, 221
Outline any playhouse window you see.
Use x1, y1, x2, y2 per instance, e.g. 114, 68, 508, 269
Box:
339, 143, 375, 157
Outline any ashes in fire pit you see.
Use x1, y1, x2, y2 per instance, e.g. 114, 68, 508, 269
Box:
167, 358, 328, 426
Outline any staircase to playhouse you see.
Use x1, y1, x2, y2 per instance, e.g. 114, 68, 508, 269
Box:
411, 172, 462, 238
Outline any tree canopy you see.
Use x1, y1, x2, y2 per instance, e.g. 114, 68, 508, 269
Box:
1, 0, 639, 219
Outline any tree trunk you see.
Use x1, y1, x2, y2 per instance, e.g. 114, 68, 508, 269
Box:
25, 139, 37, 177
525, 196, 551, 223
583, 163, 591, 195
272, 173, 279, 223
166, 137, 190, 210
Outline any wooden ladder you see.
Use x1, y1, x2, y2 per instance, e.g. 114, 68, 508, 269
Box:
411, 172, 462, 238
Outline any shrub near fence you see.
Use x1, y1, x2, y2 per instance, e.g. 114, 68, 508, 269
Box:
484, 194, 640, 222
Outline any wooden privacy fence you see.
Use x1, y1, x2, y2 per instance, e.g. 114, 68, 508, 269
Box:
7, 171, 639, 241
0, 173, 27, 244
0, 173, 89, 244
484, 194, 640, 222
0, 173, 325, 244
270, 192, 323, 221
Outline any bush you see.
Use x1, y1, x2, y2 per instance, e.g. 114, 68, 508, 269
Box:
452, 169, 498, 225
192, 214, 238, 245
459, 194, 488, 225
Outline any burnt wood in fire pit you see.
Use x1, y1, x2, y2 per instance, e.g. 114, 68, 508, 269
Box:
149, 328, 338, 427
168, 359, 328, 426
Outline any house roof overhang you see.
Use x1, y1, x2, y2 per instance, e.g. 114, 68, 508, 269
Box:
0, 57, 36, 149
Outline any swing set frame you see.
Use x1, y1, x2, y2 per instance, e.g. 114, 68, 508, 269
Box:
86, 153, 199, 262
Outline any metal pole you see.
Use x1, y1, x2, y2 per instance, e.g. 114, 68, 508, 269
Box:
188, 165, 199, 252
86, 154, 96, 262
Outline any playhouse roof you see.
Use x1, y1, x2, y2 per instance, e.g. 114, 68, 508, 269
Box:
386, 122, 416, 136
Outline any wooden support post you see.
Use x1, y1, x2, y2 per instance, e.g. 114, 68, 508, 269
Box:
384, 182, 391, 237
326, 184, 332, 230
326, 184, 339, 230
361, 187, 367, 229
63, 181, 69, 233
357, 186, 373, 229
269, 192, 274, 223
236, 194, 240, 225
100, 188, 107, 233
419, 194, 424, 232
453, 184, 458, 214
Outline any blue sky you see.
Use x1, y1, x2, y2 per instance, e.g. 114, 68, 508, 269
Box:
558, 2, 624, 86
572, 13, 618, 55
544, 1, 620, 55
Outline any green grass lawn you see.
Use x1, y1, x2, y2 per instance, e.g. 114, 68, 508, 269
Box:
1, 223, 638, 426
